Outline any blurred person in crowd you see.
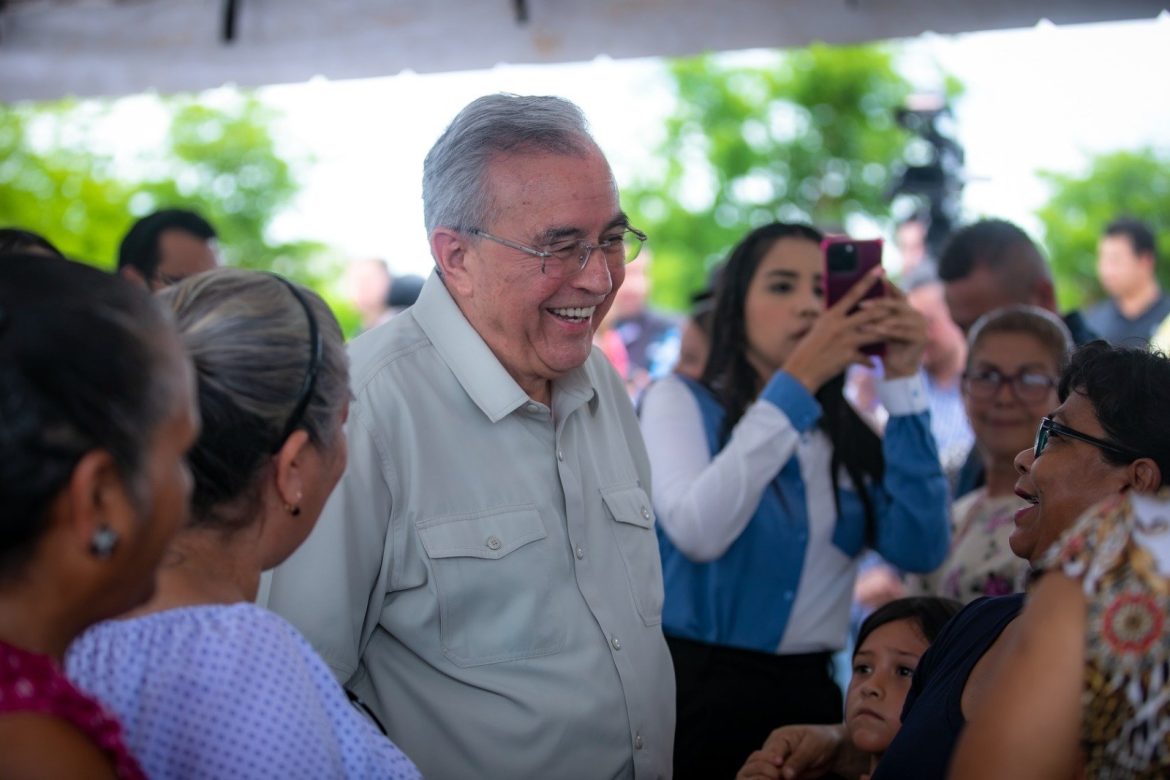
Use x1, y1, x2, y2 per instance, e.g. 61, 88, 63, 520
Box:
938, 218, 1096, 343
0, 253, 196, 779
894, 215, 931, 278
265, 94, 675, 779
638, 221, 948, 778
605, 250, 681, 399
735, 341, 1170, 780
385, 273, 424, 317
1084, 217, 1170, 346
938, 218, 1098, 499
908, 306, 1071, 603
0, 227, 65, 258
67, 270, 419, 779
904, 266, 973, 479
344, 257, 395, 332
673, 265, 723, 382
674, 291, 715, 381
737, 597, 961, 780
117, 208, 219, 290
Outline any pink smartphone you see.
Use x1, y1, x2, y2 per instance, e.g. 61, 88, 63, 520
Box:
821, 236, 886, 357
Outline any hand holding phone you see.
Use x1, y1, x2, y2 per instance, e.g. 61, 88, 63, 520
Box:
822, 237, 886, 357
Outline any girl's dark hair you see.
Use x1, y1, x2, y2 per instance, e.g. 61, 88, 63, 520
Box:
701, 222, 886, 540
854, 596, 963, 656
158, 269, 349, 533
1058, 340, 1170, 481
0, 253, 179, 580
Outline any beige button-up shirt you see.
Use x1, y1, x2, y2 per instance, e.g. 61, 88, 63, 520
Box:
265, 273, 675, 779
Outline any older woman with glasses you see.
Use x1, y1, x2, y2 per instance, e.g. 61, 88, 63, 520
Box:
739, 341, 1170, 780
908, 306, 1072, 603
66, 270, 420, 779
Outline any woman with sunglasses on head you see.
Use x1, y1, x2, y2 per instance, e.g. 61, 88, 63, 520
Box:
908, 306, 1072, 604
1, 254, 197, 780
747, 341, 1170, 780
638, 222, 949, 778
66, 269, 420, 779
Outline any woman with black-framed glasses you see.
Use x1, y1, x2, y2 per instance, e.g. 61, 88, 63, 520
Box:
747, 341, 1170, 780
908, 305, 1071, 605
66, 270, 420, 779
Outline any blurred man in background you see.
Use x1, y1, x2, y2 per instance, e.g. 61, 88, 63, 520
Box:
1085, 217, 1170, 345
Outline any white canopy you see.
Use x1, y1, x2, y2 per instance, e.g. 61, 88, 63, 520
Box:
1, 0, 1165, 102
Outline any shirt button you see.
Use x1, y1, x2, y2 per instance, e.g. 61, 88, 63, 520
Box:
640, 506, 651, 520
610, 636, 622, 651
526, 403, 540, 413
634, 733, 644, 750
486, 536, 502, 551
575, 545, 585, 560
783, 590, 794, 601
557, 450, 564, 461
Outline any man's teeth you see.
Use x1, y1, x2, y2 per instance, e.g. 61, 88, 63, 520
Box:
551, 306, 595, 319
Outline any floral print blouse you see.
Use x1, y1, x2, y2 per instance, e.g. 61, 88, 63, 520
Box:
908, 488, 1030, 604
1038, 488, 1170, 778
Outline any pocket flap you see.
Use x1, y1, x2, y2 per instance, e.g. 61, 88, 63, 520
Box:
601, 485, 655, 530
418, 506, 547, 560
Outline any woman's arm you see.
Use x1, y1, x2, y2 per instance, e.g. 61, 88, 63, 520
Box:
870, 375, 951, 572
640, 373, 819, 562
949, 572, 1085, 779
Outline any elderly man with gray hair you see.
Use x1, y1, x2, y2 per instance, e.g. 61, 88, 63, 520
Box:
265, 94, 674, 778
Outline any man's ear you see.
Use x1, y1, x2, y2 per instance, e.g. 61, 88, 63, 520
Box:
1029, 276, 1057, 312
430, 228, 475, 299
1130, 458, 1163, 494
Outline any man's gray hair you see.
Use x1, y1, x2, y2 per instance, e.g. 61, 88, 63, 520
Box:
422, 94, 598, 234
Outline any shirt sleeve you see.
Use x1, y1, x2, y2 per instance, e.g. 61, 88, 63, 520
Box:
638, 372, 821, 562
869, 373, 951, 573
263, 398, 394, 682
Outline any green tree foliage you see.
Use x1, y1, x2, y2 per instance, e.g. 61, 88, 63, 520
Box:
1036, 147, 1170, 311
0, 92, 329, 290
623, 45, 923, 312
0, 102, 132, 264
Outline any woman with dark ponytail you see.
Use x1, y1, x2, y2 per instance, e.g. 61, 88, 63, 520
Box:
0, 253, 196, 779
639, 222, 949, 778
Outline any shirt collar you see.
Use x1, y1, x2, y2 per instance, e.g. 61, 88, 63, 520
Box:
411, 272, 599, 423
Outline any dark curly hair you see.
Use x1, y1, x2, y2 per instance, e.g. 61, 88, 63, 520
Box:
1058, 341, 1170, 481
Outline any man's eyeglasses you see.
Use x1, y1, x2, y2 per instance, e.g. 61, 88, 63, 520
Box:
1033, 416, 1143, 461
466, 226, 647, 279
961, 369, 1057, 403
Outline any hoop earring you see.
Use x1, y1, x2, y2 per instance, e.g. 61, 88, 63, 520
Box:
90, 526, 119, 559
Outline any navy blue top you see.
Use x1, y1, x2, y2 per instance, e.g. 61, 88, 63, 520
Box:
871, 593, 1025, 780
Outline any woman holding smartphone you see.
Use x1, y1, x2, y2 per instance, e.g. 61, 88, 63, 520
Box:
638, 222, 949, 779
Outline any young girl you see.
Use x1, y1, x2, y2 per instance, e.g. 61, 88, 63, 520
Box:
639, 222, 950, 777
737, 596, 961, 780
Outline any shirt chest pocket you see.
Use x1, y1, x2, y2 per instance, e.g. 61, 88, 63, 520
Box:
417, 506, 567, 667
602, 485, 665, 627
